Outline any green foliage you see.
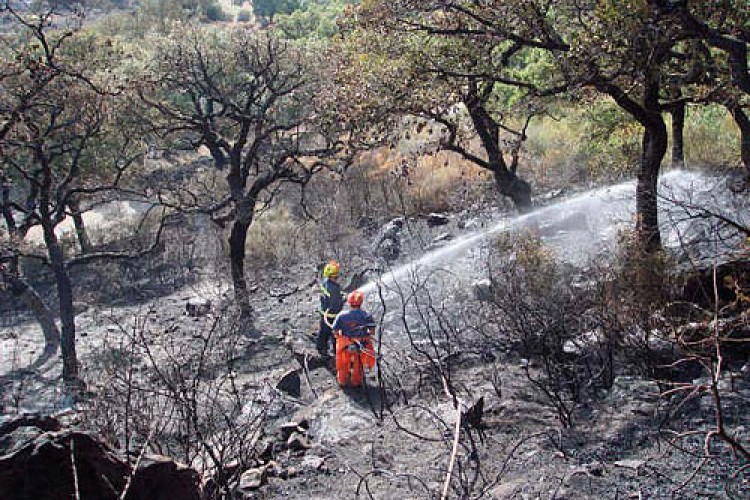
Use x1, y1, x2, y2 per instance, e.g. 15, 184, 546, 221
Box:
684, 105, 739, 167
204, 2, 226, 21
526, 100, 741, 183
525, 101, 640, 182
253, 0, 301, 22
578, 100, 641, 178
274, 0, 360, 40
237, 9, 252, 22
94, 0, 206, 36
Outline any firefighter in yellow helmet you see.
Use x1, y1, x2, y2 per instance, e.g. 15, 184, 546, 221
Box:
317, 261, 346, 358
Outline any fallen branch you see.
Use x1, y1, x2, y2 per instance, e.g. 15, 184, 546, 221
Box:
440, 373, 464, 500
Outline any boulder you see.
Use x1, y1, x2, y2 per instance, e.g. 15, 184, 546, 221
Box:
275, 369, 301, 398
426, 213, 450, 227
0, 415, 202, 500
238, 466, 268, 492
129, 454, 202, 500
286, 431, 312, 451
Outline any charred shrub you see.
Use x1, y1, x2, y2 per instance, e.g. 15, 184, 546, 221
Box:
82, 307, 270, 498
480, 233, 620, 427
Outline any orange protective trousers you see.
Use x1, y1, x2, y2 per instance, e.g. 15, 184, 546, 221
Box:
335, 335, 375, 387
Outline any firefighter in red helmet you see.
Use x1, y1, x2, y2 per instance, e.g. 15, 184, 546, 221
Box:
332, 290, 376, 387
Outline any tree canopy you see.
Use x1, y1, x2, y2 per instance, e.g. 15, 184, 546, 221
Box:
140, 25, 348, 317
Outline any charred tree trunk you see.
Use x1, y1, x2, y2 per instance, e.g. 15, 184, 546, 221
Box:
671, 102, 686, 168
3, 169, 59, 366
637, 119, 668, 253
465, 84, 533, 212
1, 265, 60, 356
68, 200, 93, 254
601, 67, 669, 253
216, 145, 255, 320
42, 222, 79, 383
493, 169, 532, 211
729, 105, 750, 172
1, 176, 15, 234
228, 219, 252, 320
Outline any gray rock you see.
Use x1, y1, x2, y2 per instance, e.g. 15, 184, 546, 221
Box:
278, 420, 309, 441
301, 454, 326, 471
238, 466, 268, 491
275, 369, 301, 398
287, 431, 312, 451
130, 454, 202, 500
0, 415, 201, 500
472, 279, 494, 302
426, 213, 450, 227
614, 459, 645, 471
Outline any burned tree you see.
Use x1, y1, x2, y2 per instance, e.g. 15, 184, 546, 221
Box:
0, 3, 150, 385
141, 27, 342, 320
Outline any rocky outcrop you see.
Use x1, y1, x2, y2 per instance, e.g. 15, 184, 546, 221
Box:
129, 455, 202, 500
0, 414, 202, 500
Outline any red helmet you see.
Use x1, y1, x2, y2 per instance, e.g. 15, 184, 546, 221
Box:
347, 290, 364, 307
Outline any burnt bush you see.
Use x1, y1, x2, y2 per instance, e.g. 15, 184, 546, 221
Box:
82, 305, 271, 499
475, 233, 666, 427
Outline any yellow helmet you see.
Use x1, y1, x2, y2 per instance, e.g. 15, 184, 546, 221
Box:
323, 260, 340, 278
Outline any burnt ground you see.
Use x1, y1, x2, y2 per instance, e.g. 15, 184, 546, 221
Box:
2, 261, 748, 499
2, 171, 750, 499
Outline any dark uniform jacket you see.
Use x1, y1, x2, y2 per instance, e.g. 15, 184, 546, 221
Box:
333, 309, 376, 337
319, 278, 344, 320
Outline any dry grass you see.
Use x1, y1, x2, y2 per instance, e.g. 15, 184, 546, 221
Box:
527, 102, 741, 184
353, 147, 493, 216
683, 105, 740, 168
407, 152, 491, 213
245, 204, 320, 266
